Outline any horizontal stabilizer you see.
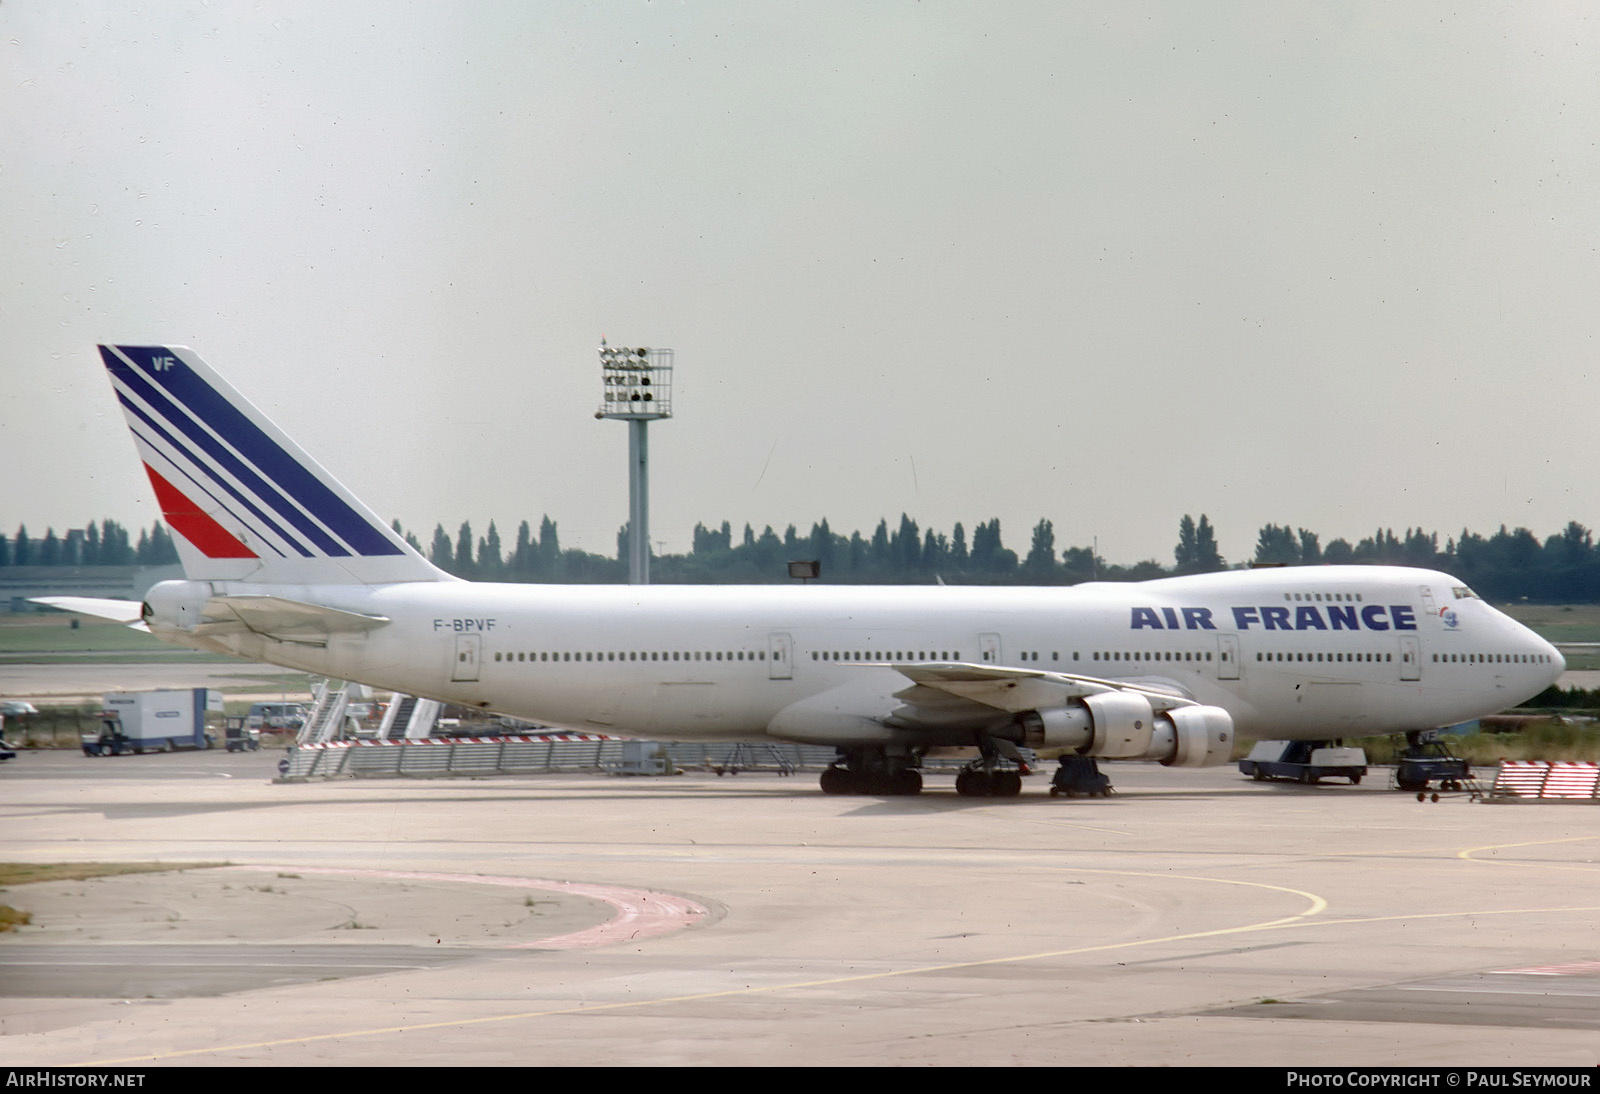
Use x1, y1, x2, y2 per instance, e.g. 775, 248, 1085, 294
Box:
30, 596, 147, 627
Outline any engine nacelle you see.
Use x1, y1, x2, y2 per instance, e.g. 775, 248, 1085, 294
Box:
1078, 691, 1155, 758
1018, 691, 1154, 758
1017, 705, 1092, 750
1152, 705, 1234, 767
1018, 696, 1233, 767
141, 580, 213, 637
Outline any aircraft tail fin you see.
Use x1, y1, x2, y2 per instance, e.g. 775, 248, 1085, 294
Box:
98, 344, 452, 586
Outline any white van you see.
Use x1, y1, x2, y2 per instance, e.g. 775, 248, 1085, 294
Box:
245, 702, 307, 731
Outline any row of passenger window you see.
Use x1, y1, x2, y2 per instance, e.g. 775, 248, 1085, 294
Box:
494, 650, 767, 663
1432, 652, 1551, 664
1093, 650, 1214, 663
813, 650, 959, 661
1257, 651, 1392, 663
1284, 591, 1364, 602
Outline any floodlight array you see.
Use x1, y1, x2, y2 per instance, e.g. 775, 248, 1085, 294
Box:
597, 342, 673, 419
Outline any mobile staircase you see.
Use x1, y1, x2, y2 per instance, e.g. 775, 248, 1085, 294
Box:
376, 694, 444, 740
297, 680, 352, 745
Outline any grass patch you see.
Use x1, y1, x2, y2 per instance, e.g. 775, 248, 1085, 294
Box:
0, 863, 228, 933
0, 613, 174, 654
1228, 721, 1600, 765
0, 862, 228, 886
1324, 723, 1600, 765
1499, 603, 1600, 644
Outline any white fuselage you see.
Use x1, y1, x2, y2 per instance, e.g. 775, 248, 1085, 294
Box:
147, 565, 1563, 744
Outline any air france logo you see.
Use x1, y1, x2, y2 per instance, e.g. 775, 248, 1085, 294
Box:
1131, 604, 1418, 632
1439, 607, 1459, 630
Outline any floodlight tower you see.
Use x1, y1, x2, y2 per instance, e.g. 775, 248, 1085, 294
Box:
594, 339, 673, 584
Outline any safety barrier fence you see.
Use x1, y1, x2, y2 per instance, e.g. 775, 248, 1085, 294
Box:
1487, 761, 1600, 802
279, 735, 842, 780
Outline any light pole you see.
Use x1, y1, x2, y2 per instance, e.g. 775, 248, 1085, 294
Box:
594, 340, 673, 584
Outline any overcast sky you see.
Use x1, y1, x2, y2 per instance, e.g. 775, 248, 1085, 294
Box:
5, 2, 1598, 570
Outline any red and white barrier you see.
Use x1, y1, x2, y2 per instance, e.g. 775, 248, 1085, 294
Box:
294, 733, 622, 751
1489, 761, 1600, 801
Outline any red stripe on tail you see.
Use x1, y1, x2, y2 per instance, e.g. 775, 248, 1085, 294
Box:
142, 464, 258, 559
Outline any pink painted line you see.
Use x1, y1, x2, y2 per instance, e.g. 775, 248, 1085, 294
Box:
223, 866, 706, 949
1492, 960, 1600, 977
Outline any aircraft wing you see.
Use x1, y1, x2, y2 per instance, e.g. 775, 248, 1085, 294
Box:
889, 662, 1197, 719
770, 661, 1201, 744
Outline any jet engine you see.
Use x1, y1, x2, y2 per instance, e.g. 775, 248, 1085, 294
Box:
1016, 692, 1232, 767
141, 580, 213, 638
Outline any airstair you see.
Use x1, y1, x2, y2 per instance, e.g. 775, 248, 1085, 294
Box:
297, 679, 352, 745
376, 694, 443, 740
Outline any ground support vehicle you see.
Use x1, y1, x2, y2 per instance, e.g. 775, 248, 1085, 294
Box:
1393, 731, 1476, 798
1049, 755, 1113, 797
224, 717, 261, 752
245, 702, 307, 732
81, 718, 136, 757
1239, 740, 1367, 785
89, 689, 221, 754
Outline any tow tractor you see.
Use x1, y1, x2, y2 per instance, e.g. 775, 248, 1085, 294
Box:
81, 712, 136, 756
1049, 755, 1113, 798
1393, 730, 1476, 800
224, 716, 261, 752
1239, 739, 1367, 785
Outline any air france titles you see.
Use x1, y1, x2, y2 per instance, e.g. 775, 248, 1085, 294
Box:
1130, 605, 1417, 631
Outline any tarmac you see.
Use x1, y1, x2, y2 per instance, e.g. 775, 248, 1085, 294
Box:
1, 748, 1598, 1067
0, 660, 310, 706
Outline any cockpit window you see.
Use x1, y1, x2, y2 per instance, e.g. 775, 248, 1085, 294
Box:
1452, 586, 1477, 600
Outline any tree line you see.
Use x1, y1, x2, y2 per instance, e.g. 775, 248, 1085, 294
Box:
394, 513, 1600, 602
0, 520, 178, 567
10, 513, 1600, 603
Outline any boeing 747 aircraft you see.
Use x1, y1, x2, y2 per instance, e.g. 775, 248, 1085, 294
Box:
42, 345, 1565, 797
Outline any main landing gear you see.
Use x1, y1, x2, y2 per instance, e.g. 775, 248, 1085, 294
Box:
819, 749, 924, 796
954, 737, 1030, 798
954, 766, 1024, 797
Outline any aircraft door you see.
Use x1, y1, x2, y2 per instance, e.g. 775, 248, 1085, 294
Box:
768, 632, 793, 680
1217, 634, 1240, 680
451, 635, 481, 682
1399, 635, 1421, 681
979, 633, 1001, 664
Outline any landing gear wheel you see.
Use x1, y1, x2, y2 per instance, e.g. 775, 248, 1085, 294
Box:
956, 770, 994, 797
891, 769, 923, 796
820, 766, 856, 795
